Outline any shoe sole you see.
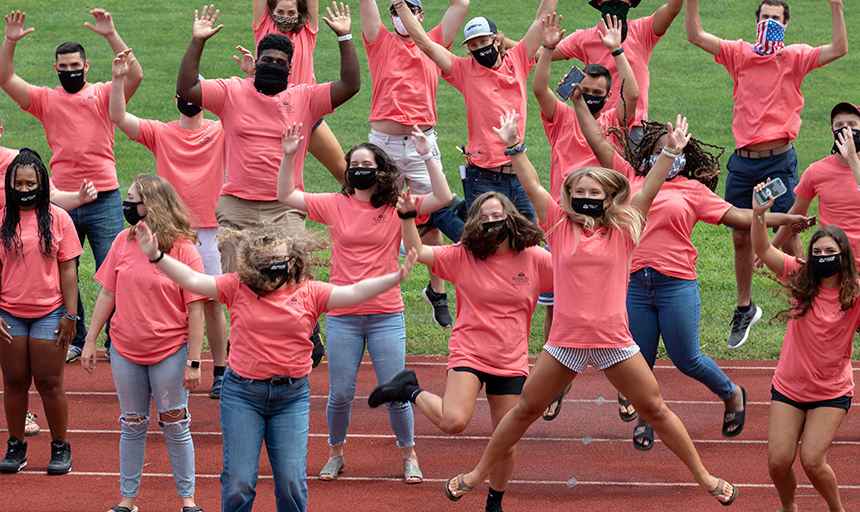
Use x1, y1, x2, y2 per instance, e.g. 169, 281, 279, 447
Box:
47, 463, 71, 475
727, 307, 762, 350
421, 288, 451, 328
65, 355, 81, 364
0, 459, 26, 473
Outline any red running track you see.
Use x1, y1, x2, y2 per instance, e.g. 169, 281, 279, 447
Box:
3, 355, 860, 511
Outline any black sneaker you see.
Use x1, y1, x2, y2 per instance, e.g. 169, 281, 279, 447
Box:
47, 439, 72, 475
727, 303, 762, 349
422, 282, 452, 328
368, 370, 418, 408
0, 437, 27, 473
310, 321, 325, 368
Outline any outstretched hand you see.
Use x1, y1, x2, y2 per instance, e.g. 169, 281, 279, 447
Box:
541, 13, 565, 49
281, 123, 304, 155
234, 45, 256, 77
492, 110, 520, 147
410, 125, 431, 156
397, 247, 418, 283
84, 8, 117, 38
136, 220, 161, 261
322, 2, 351, 37
752, 180, 775, 216
665, 114, 691, 152
111, 48, 136, 79
397, 187, 419, 214
598, 14, 622, 51
78, 179, 98, 205
4, 11, 34, 42
193, 4, 223, 40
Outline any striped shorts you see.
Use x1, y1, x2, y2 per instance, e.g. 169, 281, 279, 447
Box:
544, 344, 640, 373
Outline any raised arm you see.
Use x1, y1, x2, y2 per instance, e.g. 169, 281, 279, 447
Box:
751, 183, 785, 276
532, 13, 565, 121
177, 5, 223, 106
571, 84, 615, 168
652, 0, 683, 37
398, 189, 436, 267
109, 49, 142, 140
307, 0, 320, 30
599, 15, 638, 127
253, 0, 268, 27
769, 196, 813, 250
358, 0, 382, 42
835, 124, 860, 185
685, 0, 721, 57
493, 111, 551, 224
276, 124, 310, 211
51, 179, 98, 211
322, 2, 361, 108
0, 11, 34, 109
85, 9, 143, 101
326, 249, 417, 310
394, 0, 452, 74
522, 0, 559, 58
631, 115, 689, 217
136, 221, 220, 299
412, 125, 452, 214
439, 0, 470, 47
719, 205, 810, 230
819, 0, 847, 66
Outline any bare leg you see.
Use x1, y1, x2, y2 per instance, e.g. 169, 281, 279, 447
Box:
781, 232, 803, 257
29, 337, 68, 440
543, 306, 552, 344
799, 407, 848, 512
486, 394, 520, 493
0, 336, 31, 440
414, 370, 482, 434
204, 300, 228, 367
768, 401, 804, 512
308, 120, 346, 184
732, 230, 753, 307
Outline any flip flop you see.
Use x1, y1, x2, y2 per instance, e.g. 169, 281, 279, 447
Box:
542, 382, 572, 421
319, 455, 345, 481
403, 459, 423, 484
633, 424, 654, 451
181, 507, 204, 512
618, 393, 638, 422
722, 386, 747, 438
443, 473, 473, 502
709, 478, 739, 506
110, 506, 138, 512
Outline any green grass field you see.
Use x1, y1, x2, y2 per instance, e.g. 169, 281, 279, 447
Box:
1, 0, 857, 360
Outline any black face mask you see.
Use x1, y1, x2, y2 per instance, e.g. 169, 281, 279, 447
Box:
254, 63, 290, 95
831, 127, 860, 155
122, 200, 146, 226
582, 93, 607, 116
471, 42, 499, 69
176, 95, 203, 117
258, 259, 292, 290
600, 0, 630, 42
482, 219, 510, 245
57, 69, 86, 94
570, 196, 607, 218
11, 188, 39, 208
810, 253, 841, 278
347, 167, 378, 190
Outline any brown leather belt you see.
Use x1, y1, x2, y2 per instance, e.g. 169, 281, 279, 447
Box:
481, 164, 516, 174
734, 143, 792, 160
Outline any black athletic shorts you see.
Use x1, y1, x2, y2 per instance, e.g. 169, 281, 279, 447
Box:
771, 386, 851, 412
451, 367, 525, 395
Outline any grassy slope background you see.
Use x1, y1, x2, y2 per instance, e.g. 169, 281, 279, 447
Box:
0, 0, 857, 359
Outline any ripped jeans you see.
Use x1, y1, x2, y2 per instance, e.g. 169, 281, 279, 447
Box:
111, 344, 194, 498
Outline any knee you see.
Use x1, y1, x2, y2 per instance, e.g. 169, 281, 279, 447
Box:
327, 387, 357, 409
33, 374, 64, 395
438, 416, 470, 435
636, 397, 669, 424
120, 413, 150, 436
159, 408, 190, 429
768, 451, 794, 476
513, 395, 549, 422
800, 453, 828, 476
3, 374, 31, 393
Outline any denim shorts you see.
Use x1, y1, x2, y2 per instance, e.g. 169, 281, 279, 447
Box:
544, 343, 640, 373
771, 386, 851, 412
451, 367, 526, 395
0, 305, 66, 340
724, 147, 798, 230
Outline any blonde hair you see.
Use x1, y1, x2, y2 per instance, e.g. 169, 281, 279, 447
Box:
551, 166, 644, 244
127, 174, 199, 252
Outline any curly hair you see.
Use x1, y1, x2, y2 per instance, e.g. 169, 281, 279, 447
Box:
768, 226, 859, 322
218, 224, 330, 298
341, 143, 401, 208
610, 119, 725, 192
126, 174, 199, 252
549, 166, 645, 244
267, 0, 311, 31
1, 150, 54, 260
460, 192, 544, 260
257, 33, 295, 65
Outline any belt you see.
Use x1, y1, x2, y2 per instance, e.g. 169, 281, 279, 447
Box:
477, 164, 516, 174
259, 376, 300, 386
734, 143, 792, 160
370, 127, 435, 143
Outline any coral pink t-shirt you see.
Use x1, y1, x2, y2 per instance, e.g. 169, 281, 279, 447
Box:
305, 193, 427, 316
0, 147, 19, 209
200, 78, 333, 199
24, 82, 118, 192
541, 200, 637, 349
134, 119, 225, 228
95, 231, 206, 365
365, 25, 449, 126
215, 274, 335, 379
442, 40, 535, 169
0, 205, 82, 318
558, 14, 660, 124
431, 244, 552, 377
794, 154, 860, 266
253, 15, 318, 86
542, 100, 625, 202
716, 40, 822, 149
773, 255, 860, 402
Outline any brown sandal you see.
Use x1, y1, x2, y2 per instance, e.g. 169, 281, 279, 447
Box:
709, 478, 738, 506
443, 473, 473, 501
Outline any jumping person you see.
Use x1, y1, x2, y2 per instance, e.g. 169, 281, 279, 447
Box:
109, 48, 229, 400
277, 123, 451, 483
0, 150, 82, 475
752, 186, 859, 512
441, 110, 738, 506
686, 0, 847, 349
134, 218, 418, 512
369, 189, 551, 512
81, 175, 205, 512
0, 9, 143, 363
359, 0, 469, 328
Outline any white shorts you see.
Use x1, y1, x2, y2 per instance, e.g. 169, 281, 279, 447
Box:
544, 344, 640, 373
194, 227, 222, 276
369, 127, 443, 195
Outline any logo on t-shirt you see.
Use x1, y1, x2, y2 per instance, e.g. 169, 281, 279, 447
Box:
599, 231, 612, 239
772, 52, 786, 63
371, 214, 388, 226
286, 297, 303, 308
512, 272, 529, 286
83, 95, 98, 106
279, 101, 295, 113
199, 136, 213, 146
832, 310, 848, 319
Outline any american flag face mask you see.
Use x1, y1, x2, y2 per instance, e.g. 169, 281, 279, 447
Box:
754, 18, 786, 56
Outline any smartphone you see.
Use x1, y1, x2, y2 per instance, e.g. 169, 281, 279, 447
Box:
556, 66, 586, 101
754, 177, 788, 205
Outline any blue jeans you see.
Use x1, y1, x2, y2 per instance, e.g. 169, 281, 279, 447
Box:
626, 268, 735, 400
67, 188, 124, 349
111, 344, 194, 498
325, 312, 414, 448
220, 367, 310, 512
428, 205, 464, 242
463, 165, 536, 222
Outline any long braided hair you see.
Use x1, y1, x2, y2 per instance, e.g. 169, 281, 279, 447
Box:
1, 149, 54, 260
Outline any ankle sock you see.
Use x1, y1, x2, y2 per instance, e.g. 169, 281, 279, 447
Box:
213, 365, 225, 378
737, 303, 752, 313
405, 385, 423, 403
486, 487, 505, 510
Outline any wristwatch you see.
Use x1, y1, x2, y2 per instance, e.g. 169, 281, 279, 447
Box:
186, 360, 201, 368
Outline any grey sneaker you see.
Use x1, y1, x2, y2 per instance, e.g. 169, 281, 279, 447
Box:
47, 439, 72, 475
727, 303, 762, 349
0, 437, 27, 473
65, 345, 82, 364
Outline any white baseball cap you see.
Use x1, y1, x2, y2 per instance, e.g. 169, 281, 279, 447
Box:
461, 17, 498, 45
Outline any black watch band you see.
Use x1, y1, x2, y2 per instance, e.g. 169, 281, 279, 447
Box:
397, 209, 419, 219
149, 250, 165, 264
186, 360, 201, 369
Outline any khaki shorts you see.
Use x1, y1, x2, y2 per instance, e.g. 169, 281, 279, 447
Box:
214, 194, 307, 274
